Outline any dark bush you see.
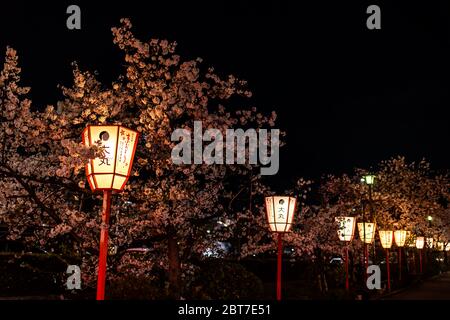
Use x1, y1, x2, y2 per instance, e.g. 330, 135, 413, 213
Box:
0, 253, 67, 296
188, 260, 264, 300
106, 275, 165, 300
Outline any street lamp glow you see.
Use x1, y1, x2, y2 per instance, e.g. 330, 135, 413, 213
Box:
427, 215, 433, 222
362, 174, 375, 185
357, 222, 376, 244
394, 230, 407, 247
379, 230, 393, 249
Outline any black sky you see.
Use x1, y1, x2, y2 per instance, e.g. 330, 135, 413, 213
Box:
0, 1, 449, 188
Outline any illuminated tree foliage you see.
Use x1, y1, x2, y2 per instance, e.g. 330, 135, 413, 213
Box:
0, 19, 448, 299
0, 19, 281, 298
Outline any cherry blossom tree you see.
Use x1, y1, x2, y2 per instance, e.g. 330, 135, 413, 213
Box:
0, 19, 281, 298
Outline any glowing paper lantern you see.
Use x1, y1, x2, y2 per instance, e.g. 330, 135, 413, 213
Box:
416, 237, 425, 249
265, 196, 297, 232
379, 230, 394, 249
336, 217, 356, 242
445, 243, 450, 252
436, 242, 444, 251
357, 222, 376, 244
426, 238, 434, 249
82, 125, 139, 192
394, 230, 407, 247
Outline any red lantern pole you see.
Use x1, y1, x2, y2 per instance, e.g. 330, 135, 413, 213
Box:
364, 243, 369, 281
398, 247, 402, 281
345, 244, 350, 290
419, 249, 423, 274
276, 233, 283, 301
96, 190, 111, 300
386, 248, 391, 291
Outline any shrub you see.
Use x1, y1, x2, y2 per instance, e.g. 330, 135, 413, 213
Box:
188, 260, 264, 300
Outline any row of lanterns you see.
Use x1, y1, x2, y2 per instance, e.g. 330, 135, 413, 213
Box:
336, 216, 448, 251
264, 197, 449, 299
82, 125, 448, 300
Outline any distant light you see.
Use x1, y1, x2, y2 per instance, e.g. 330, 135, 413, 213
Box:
217, 220, 229, 227
379, 230, 393, 249
206, 230, 211, 234
427, 215, 433, 222
362, 174, 375, 185
125, 248, 150, 253
426, 238, 434, 249
416, 237, 425, 249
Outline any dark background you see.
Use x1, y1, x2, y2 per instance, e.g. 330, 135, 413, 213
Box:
1, 1, 449, 188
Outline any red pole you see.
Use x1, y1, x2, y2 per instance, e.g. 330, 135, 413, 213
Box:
276, 233, 283, 301
97, 190, 111, 300
386, 249, 391, 291
398, 247, 402, 281
364, 244, 369, 281
345, 245, 349, 290
419, 249, 423, 274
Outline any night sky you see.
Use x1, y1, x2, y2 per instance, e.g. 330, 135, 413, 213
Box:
1, 1, 449, 188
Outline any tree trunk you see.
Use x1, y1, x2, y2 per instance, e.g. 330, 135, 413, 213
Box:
167, 233, 181, 299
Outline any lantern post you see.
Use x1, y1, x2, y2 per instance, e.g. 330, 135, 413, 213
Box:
265, 196, 297, 301
416, 237, 425, 274
361, 174, 376, 274
394, 230, 407, 281
82, 125, 139, 300
379, 230, 393, 291
357, 221, 376, 281
336, 217, 356, 290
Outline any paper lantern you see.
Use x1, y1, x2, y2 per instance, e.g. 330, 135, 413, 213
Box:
357, 222, 376, 244
82, 125, 139, 192
335, 217, 356, 242
265, 196, 297, 232
445, 243, 450, 252
394, 230, 407, 247
416, 237, 425, 249
379, 230, 393, 249
426, 238, 434, 249
436, 242, 444, 251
